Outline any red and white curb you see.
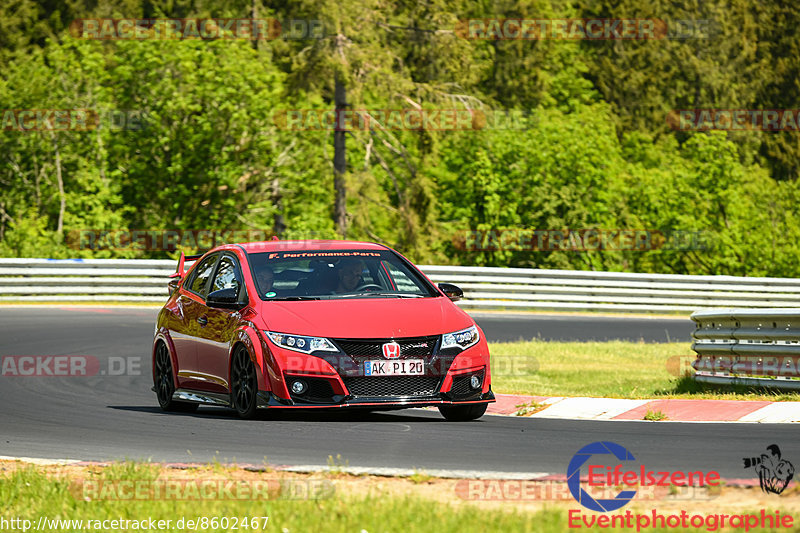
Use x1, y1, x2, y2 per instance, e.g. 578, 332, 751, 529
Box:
488, 394, 800, 423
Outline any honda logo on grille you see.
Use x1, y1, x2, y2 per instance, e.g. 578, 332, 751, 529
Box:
382, 342, 401, 359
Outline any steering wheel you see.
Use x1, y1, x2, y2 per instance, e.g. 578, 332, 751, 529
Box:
355, 284, 383, 292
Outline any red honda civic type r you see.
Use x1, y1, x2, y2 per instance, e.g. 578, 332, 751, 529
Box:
152, 240, 494, 420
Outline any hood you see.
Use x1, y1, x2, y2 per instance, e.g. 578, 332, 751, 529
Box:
254, 296, 474, 339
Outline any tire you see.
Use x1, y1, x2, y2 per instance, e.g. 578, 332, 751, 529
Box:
154, 342, 198, 413
438, 403, 488, 421
231, 345, 258, 419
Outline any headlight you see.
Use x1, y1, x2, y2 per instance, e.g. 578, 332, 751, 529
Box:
265, 331, 339, 354
441, 325, 480, 351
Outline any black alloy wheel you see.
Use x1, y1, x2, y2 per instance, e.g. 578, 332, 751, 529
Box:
154, 342, 198, 412
231, 345, 258, 419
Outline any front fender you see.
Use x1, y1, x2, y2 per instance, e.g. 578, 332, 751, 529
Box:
232, 325, 273, 392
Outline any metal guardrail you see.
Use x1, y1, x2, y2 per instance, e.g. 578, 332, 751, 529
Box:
3, 258, 800, 312
420, 265, 800, 312
0, 258, 175, 302
691, 308, 800, 390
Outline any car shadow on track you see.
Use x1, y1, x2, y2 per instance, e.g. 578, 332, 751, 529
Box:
108, 405, 446, 423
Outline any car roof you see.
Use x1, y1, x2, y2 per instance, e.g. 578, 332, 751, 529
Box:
232, 240, 388, 253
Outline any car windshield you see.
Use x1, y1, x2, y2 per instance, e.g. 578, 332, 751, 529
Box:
248, 249, 439, 300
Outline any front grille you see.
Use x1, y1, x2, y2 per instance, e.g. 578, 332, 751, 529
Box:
449, 369, 485, 400
334, 336, 438, 363
344, 376, 441, 398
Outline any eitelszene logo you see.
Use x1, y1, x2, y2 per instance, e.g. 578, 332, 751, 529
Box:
567, 441, 637, 512
743, 444, 795, 495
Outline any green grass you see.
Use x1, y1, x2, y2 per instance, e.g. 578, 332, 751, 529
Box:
3, 464, 798, 533
100, 460, 160, 481
0, 466, 561, 533
643, 410, 669, 421
488, 340, 800, 401
514, 400, 547, 416
408, 468, 433, 484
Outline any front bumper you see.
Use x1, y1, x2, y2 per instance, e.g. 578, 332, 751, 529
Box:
256, 387, 495, 409
267, 333, 493, 402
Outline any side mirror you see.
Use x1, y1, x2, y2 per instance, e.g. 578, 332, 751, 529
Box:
438, 283, 463, 302
207, 288, 245, 310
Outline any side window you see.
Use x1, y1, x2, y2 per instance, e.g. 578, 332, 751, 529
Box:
382, 261, 422, 292
210, 256, 242, 296
187, 254, 218, 297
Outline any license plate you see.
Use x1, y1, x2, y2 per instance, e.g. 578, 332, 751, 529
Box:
364, 359, 424, 376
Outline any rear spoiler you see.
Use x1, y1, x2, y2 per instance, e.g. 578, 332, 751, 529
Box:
168, 251, 205, 296
169, 251, 206, 279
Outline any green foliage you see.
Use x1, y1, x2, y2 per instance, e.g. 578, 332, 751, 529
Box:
643, 410, 668, 421
0, 0, 798, 276
435, 104, 629, 268
0, 209, 64, 258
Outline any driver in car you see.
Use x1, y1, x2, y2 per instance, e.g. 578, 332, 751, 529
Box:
333, 258, 366, 293
256, 267, 276, 295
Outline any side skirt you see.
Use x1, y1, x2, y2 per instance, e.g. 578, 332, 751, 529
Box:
172, 388, 232, 407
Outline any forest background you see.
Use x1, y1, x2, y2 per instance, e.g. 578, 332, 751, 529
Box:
1, 0, 798, 277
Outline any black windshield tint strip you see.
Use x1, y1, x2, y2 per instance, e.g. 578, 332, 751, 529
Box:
249, 249, 438, 301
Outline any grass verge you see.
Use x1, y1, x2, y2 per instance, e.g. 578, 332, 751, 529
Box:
3, 461, 799, 533
488, 340, 800, 401
0, 462, 556, 533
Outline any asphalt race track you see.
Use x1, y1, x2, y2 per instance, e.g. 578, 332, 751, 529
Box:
0, 307, 791, 479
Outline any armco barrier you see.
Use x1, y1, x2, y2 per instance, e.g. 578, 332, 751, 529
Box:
419, 266, 800, 312
691, 308, 800, 390
0, 258, 174, 302
3, 258, 800, 311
